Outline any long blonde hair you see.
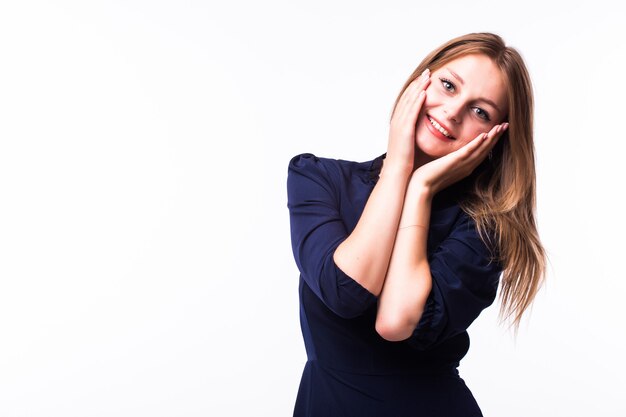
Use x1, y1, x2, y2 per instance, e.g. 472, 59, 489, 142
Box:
392, 32, 546, 329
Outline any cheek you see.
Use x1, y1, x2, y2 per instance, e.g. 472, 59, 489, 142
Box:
458, 123, 493, 144
425, 84, 440, 102
420, 86, 441, 118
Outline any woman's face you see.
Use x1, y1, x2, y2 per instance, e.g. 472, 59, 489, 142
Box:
415, 54, 509, 162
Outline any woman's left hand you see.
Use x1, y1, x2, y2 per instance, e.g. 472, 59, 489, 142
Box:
410, 122, 509, 197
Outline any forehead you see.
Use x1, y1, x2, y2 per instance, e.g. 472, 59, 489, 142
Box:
437, 54, 508, 116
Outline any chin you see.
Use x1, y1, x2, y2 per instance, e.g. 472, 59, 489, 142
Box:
415, 126, 453, 160
415, 112, 454, 156
415, 140, 446, 160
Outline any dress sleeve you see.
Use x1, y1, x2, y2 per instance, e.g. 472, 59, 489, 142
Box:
406, 210, 502, 350
286, 153, 378, 319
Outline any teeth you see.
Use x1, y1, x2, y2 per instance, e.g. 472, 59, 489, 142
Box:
428, 117, 453, 138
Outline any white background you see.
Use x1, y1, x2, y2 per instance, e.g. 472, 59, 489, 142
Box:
1, 1, 625, 416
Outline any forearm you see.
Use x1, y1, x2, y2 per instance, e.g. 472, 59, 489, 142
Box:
375, 185, 433, 341
333, 163, 412, 296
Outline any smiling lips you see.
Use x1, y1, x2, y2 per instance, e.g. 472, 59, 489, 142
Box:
427, 115, 456, 140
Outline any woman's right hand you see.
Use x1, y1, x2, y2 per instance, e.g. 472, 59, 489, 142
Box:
384, 68, 431, 176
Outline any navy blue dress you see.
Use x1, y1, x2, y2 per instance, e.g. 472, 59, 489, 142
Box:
286, 152, 503, 417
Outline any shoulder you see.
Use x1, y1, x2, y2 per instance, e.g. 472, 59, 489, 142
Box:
287, 152, 353, 175
287, 152, 384, 193
288, 152, 385, 181
288, 153, 335, 175
287, 153, 340, 195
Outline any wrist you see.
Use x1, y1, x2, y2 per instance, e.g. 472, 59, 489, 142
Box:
399, 184, 433, 228
407, 178, 435, 202
379, 159, 412, 182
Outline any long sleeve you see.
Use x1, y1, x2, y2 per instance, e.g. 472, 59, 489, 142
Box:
407, 210, 503, 350
286, 153, 378, 319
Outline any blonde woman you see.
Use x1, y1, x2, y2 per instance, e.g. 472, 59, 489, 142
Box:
286, 32, 546, 416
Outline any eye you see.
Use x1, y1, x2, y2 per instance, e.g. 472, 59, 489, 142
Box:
440, 76, 492, 121
473, 107, 491, 121
439, 77, 455, 92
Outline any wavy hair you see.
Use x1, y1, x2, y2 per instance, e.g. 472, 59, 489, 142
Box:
391, 32, 546, 330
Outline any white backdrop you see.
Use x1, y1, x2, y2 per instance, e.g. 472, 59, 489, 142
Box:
1, 1, 625, 416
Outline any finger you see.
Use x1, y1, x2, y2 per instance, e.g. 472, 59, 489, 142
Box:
393, 90, 426, 135
408, 68, 430, 89
390, 70, 431, 135
474, 122, 509, 159
485, 122, 508, 146
396, 79, 430, 123
460, 133, 488, 158
398, 70, 431, 106
409, 90, 427, 123
457, 123, 504, 159
401, 71, 431, 115
411, 69, 431, 96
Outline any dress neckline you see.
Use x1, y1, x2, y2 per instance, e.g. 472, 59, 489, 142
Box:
365, 152, 468, 207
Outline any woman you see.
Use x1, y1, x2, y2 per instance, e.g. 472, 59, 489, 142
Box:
286, 32, 546, 416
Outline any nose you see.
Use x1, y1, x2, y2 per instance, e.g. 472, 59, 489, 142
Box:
443, 99, 464, 124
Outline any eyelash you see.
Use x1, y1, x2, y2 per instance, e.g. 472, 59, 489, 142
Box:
439, 77, 491, 122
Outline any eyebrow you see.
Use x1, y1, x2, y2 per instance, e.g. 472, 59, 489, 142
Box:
445, 67, 503, 115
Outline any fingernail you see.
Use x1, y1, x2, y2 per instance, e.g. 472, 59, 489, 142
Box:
421, 68, 430, 79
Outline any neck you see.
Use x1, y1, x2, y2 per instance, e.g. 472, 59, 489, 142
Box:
413, 150, 434, 171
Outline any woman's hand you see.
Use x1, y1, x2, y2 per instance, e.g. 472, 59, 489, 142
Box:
384, 69, 431, 176
410, 122, 509, 196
